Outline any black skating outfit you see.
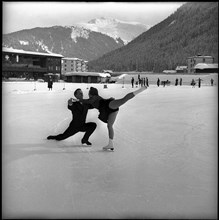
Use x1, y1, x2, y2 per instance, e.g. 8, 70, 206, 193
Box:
47, 102, 96, 142
80, 96, 119, 123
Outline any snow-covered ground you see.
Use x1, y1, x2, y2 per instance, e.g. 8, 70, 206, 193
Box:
2, 81, 218, 219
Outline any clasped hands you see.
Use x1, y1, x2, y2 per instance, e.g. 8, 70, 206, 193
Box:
68, 98, 79, 105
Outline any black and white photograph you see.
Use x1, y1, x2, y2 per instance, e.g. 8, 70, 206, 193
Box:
2, 1, 218, 219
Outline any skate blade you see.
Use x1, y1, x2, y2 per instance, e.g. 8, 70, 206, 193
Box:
102, 147, 114, 151
82, 143, 92, 147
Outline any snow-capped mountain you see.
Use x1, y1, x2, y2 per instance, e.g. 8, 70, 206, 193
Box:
2, 25, 124, 61
2, 17, 150, 60
77, 17, 150, 44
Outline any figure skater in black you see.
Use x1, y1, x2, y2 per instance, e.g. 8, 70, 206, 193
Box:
72, 86, 147, 150
47, 89, 96, 145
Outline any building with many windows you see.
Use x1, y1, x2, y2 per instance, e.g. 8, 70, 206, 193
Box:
2, 47, 63, 81
61, 57, 88, 75
187, 55, 214, 74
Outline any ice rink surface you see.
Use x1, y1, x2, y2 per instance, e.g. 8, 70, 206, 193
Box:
2, 81, 218, 219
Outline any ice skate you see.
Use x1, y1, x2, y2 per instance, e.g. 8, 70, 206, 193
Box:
81, 139, 92, 146
47, 135, 56, 140
103, 140, 114, 151
103, 145, 114, 151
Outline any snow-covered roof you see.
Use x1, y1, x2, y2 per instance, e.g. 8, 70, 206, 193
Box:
2, 47, 64, 58
99, 73, 111, 78
188, 55, 213, 59
62, 57, 88, 62
63, 72, 111, 78
62, 57, 81, 61
194, 63, 218, 69
103, 70, 113, 73
176, 66, 187, 70
163, 70, 177, 74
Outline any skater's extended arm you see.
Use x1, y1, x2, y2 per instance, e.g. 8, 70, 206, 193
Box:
79, 96, 102, 108
69, 97, 96, 109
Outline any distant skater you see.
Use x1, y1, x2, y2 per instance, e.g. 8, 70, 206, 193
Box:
198, 78, 203, 88
175, 78, 178, 86
157, 78, 160, 87
139, 78, 142, 87
131, 77, 134, 88
146, 77, 149, 87
180, 78, 182, 86
191, 79, 196, 88
211, 78, 214, 86
48, 76, 53, 91
73, 86, 147, 150
143, 78, 146, 86
135, 81, 138, 87
47, 89, 96, 145
138, 74, 141, 86
141, 78, 144, 87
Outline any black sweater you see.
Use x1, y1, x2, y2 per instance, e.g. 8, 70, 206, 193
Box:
68, 102, 93, 127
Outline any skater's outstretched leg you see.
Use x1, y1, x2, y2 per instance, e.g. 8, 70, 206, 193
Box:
103, 111, 118, 150
109, 86, 147, 110
47, 126, 78, 141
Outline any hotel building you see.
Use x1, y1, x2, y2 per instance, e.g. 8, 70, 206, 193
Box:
61, 57, 88, 75
187, 55, 214, 74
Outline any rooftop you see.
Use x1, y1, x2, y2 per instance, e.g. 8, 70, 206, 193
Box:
62, 57, 81, 61
194, 63, 218, 69
2, 47, 64, 58
62, 57, 88, 62
63, 71, 111, 77
187, 55, 213, 59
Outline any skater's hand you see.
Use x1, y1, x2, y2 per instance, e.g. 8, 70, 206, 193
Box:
68, 98, 73, 106
68, 98, 78, 106
72, 98, 79, 102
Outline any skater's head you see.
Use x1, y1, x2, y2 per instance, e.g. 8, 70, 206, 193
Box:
89, 87, 98, 97
74, 88, 83, 99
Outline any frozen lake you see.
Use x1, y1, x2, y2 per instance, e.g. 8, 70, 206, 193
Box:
2, 81, 218, 219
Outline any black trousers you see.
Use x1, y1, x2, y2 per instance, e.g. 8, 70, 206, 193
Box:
54, 122, 96, 141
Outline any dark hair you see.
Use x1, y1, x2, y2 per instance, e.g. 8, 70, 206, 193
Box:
74, 88, 81, 97
89, 87, 98, 96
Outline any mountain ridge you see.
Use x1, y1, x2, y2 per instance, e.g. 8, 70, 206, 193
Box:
2, 25, 124, 61
2, 17, 148, 61
88, 2, 218, 72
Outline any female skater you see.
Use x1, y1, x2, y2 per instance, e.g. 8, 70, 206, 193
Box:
72, 86, 147, 150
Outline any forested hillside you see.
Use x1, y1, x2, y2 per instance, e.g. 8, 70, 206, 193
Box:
88, 2, 218, 72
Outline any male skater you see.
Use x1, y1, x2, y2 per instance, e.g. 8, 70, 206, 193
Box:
47, 88, 96, 145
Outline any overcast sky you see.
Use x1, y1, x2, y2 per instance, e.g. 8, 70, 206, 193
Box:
3, 2, 185, 34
